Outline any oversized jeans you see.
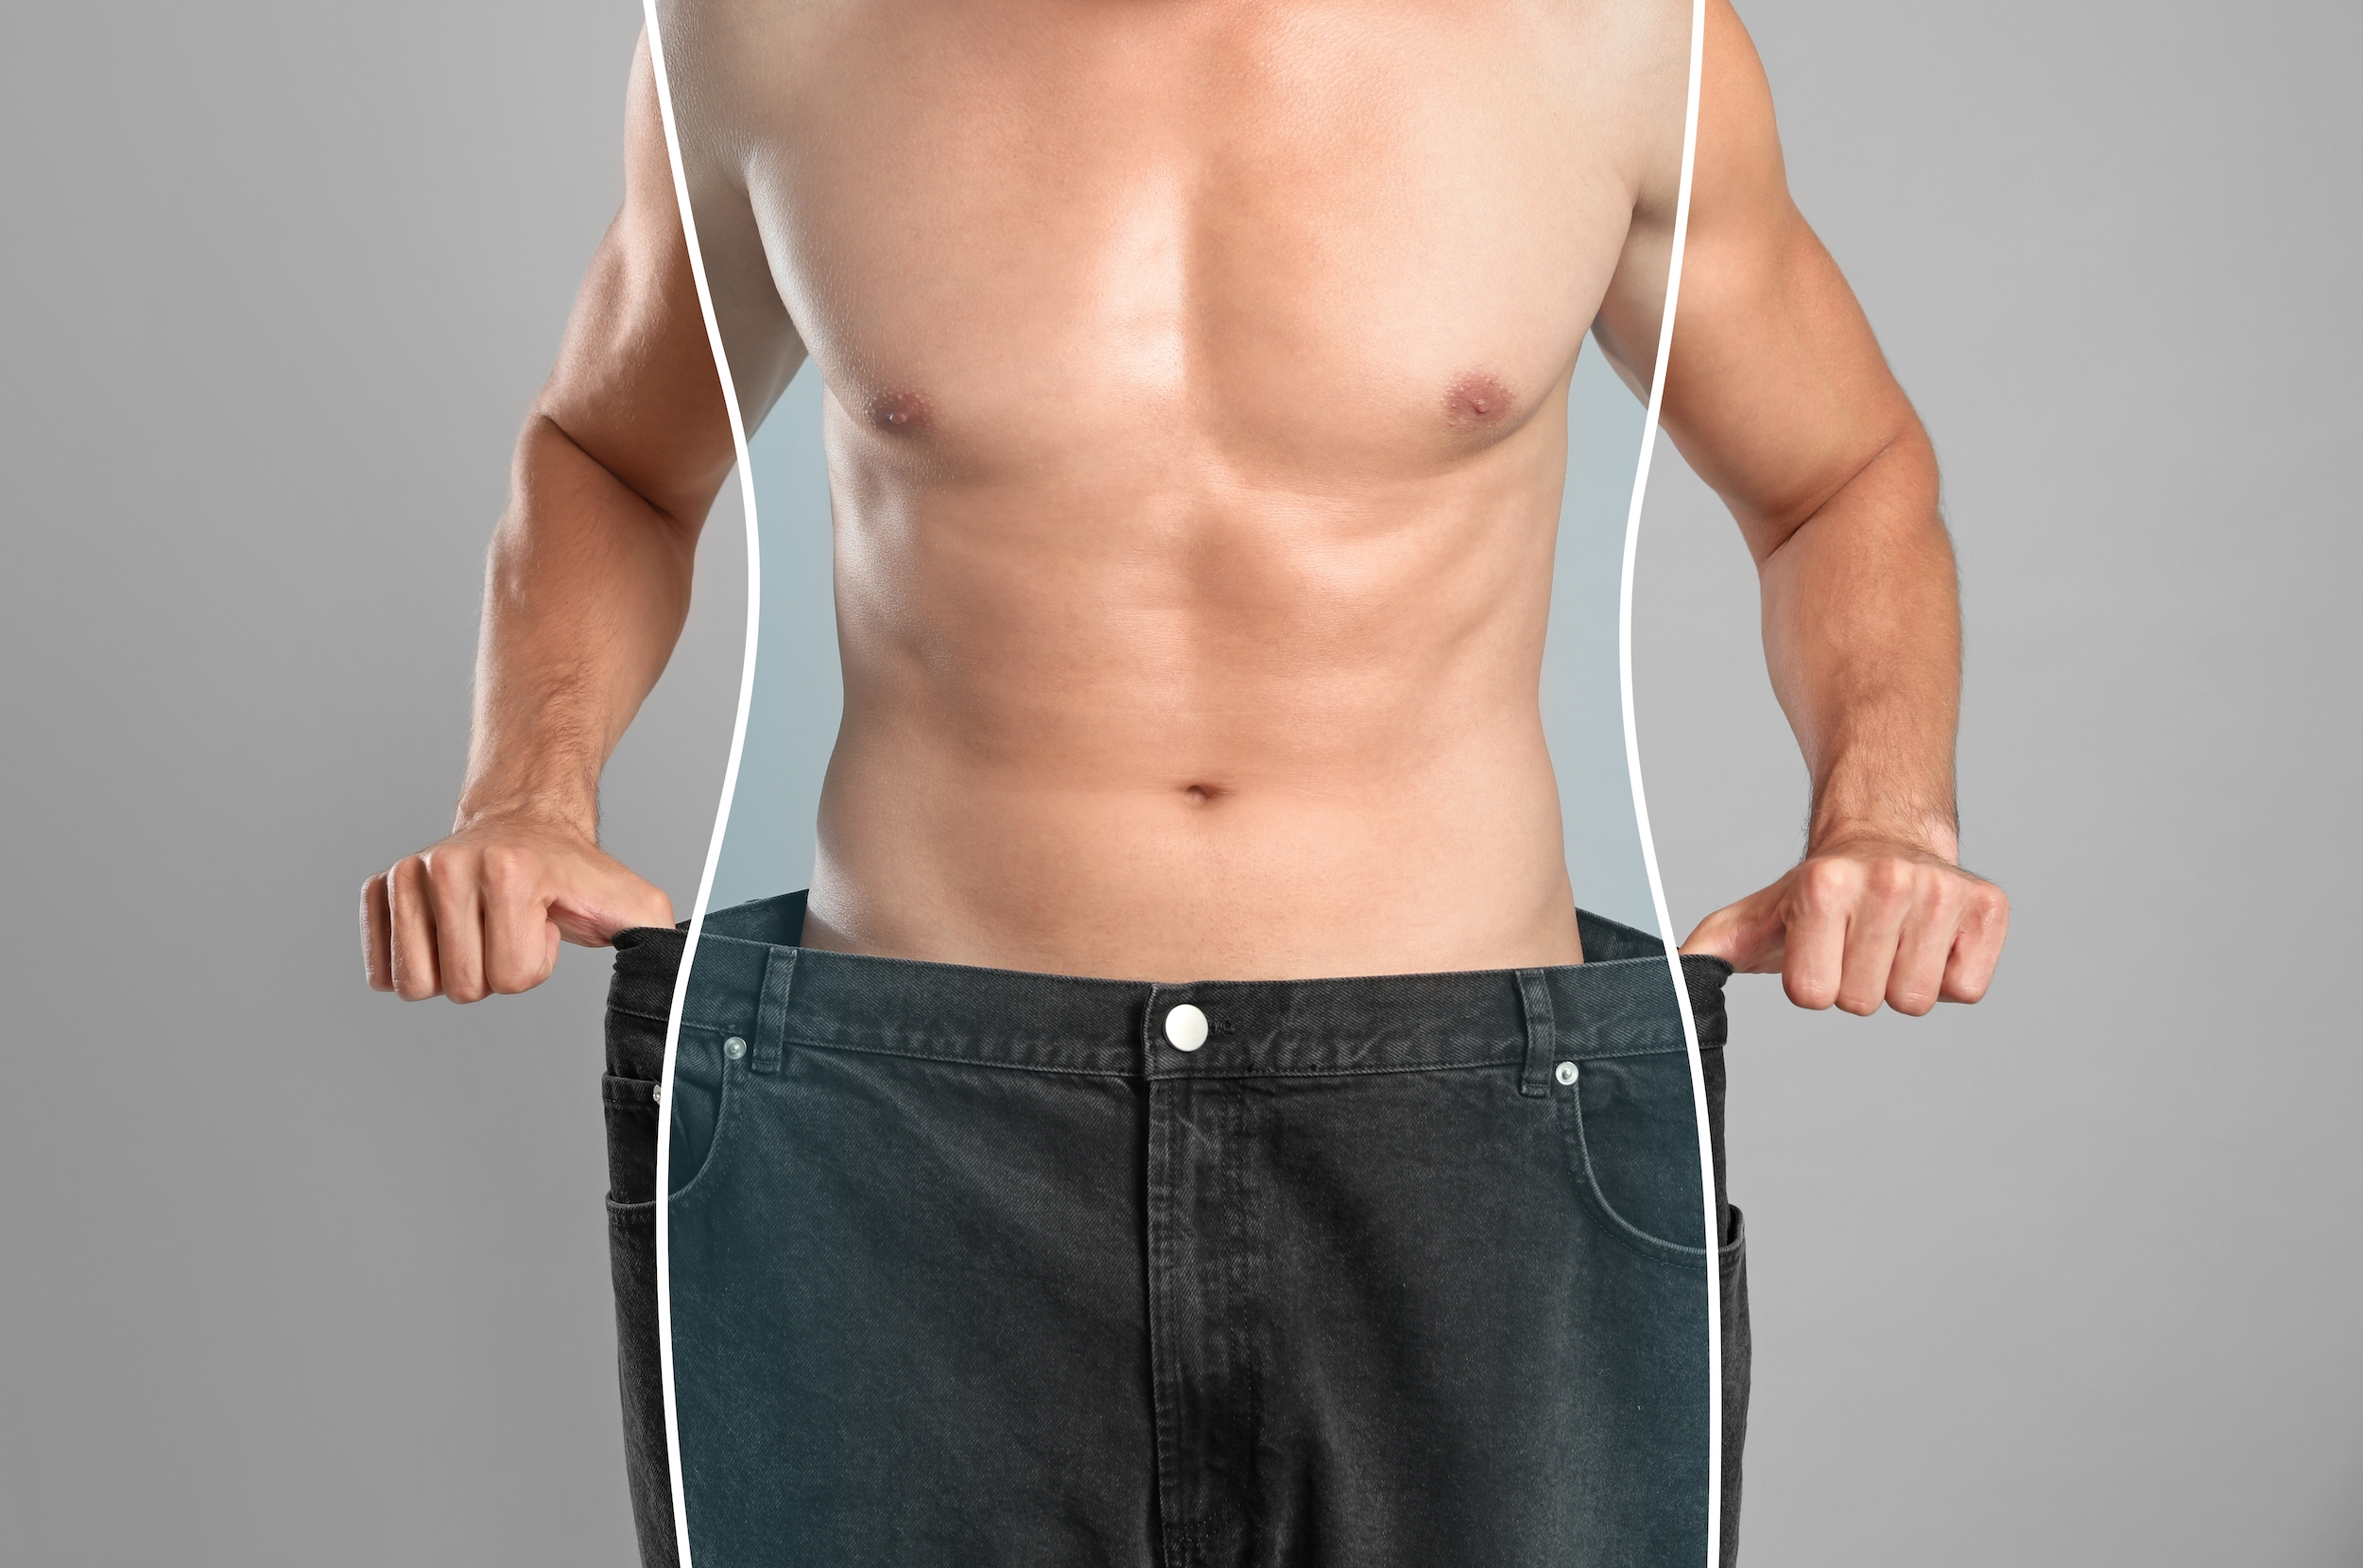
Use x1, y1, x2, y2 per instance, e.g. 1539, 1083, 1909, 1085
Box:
603, 892, 1748, 1567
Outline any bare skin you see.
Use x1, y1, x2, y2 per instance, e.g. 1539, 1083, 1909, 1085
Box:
363, 0, 2006, 1012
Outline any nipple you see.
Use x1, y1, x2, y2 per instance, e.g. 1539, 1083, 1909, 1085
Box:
1445, 371, 1515, 426
865, 389, 932, 433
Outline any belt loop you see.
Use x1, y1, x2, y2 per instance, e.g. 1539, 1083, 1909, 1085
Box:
1141, 983, 1167, 1077
1516, 969, 1556, 1099
754, 946, 799, 1075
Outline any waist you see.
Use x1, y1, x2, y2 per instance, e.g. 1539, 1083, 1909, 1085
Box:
807, 732, 1584, 977
610, 892, 1731, 1078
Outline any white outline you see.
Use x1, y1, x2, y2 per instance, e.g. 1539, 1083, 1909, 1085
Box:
639, 8, 765, 1566
1615, 4, 1718, 1564
640, 0, 1715, 1559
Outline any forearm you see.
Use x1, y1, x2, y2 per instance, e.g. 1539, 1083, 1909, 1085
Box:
362, 29, 753, 998
1657, 2, 2007, 1002
457, 413, 701, 838
1756, 423, 1962, 860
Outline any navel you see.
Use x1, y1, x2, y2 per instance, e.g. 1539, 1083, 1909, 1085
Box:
865, 389, 932, 433
1444, 371, 1515, 426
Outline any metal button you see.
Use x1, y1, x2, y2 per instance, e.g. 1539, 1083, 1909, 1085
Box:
1554, 1060, 1578, 1086
651, 1080, 665, 1105
724, 1036, 749, 1060
1164, 1004, 1209, 1052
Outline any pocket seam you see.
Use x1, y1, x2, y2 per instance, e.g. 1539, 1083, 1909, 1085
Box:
662, 1030, 745, 1211
600, 1073, 662, 1208
602, 1073, 660, 1108
1552, 1077, 1725, 1267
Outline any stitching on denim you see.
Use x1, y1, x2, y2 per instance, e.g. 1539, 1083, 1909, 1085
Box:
1517, 969, 1556, 1096
785, 1037, 1141, 1077
662, 1043, 743, 1213
1557, 1042, 1696, 1065
602, 1074, 661, 1104
1154, 1055, 1520, 1080
783, 1035, 1536, 1080
607, 1003, 689, 1026
1233, 1079, 1264, 1561
1555, 1086, 1716, 1266
627, 1023, 1690, 1073
1147, 1076, 1193, 1568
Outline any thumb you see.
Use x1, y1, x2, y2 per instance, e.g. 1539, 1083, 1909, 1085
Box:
551, 868, 676, 947
1679, 882, 1787, 971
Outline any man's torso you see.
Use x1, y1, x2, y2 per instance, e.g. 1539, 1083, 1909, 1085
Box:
664, 0, 1691, 978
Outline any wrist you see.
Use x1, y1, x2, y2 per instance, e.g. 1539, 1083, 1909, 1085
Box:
451, 787, 599, 844
1806, 806, 1959, 865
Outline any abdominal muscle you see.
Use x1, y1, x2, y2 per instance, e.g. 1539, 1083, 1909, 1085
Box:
795, 389, 1591, 983
674, 0, 1680, 980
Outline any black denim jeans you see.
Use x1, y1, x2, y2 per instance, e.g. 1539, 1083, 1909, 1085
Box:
604, 892, 1747, 1568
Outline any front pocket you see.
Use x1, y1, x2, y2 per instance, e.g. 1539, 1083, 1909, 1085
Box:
663, 1024, 739, 1201
602, 1073, 663, 1207
1553, 1050, 1717, 1261
605, 1025, 745, 1209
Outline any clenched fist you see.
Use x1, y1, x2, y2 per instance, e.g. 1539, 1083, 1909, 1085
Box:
361, 818, 674, 1002
1681, 836, 2008, 1016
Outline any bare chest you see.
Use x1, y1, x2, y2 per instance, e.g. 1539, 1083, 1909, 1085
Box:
675, 0, 1683, 474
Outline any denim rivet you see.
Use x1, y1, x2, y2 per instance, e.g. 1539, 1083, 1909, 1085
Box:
1554, 1060, 1578, 1087
1164, 1004, 1208, 1052
724, 1036, 749, 1060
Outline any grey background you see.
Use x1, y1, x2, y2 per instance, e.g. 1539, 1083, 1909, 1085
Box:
2, 4, 2354, 1566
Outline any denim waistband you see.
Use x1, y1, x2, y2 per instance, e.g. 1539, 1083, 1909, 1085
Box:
608, 892, 1729, 1080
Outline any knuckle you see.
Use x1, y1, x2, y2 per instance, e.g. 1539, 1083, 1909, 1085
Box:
1792, 867, 1861, 917
420, 843, 474, 885
479, 842, 535, 887
1797, 859, 1849, 897
1865, 859, 1916, 899
393, 855, 440, 905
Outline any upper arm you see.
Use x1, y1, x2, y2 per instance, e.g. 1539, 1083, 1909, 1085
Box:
1600, 0, 1925, 563
533, 30, 804, 533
